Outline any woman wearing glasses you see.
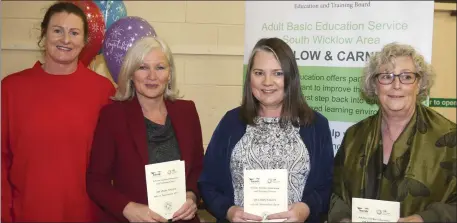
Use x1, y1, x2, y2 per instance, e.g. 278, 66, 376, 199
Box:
328, 42, 456, 223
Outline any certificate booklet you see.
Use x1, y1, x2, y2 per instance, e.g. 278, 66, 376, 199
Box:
145, 160, 186, 219
352, 198, 400, 222
244, 169, 288, 221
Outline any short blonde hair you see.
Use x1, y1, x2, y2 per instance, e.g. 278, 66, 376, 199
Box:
361, 42, 435, 102
112, 36, 180, 101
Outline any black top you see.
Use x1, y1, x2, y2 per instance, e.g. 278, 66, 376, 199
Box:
145, 116, 181, 164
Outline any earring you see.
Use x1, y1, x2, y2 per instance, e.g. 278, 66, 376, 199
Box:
129, 79, 134, 87
168, 81, 171, 90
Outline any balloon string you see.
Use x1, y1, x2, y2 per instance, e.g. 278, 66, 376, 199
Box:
91, 57, 96, 71
105, 2, 110, 24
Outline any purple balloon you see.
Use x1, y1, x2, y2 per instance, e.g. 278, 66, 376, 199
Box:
103, 16, 156, 83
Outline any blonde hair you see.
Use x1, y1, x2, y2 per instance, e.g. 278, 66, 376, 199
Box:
361, 42, 435, 102
112, 36, 180, 101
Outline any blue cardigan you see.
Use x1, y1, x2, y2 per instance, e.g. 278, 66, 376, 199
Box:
198, 107, 334, 223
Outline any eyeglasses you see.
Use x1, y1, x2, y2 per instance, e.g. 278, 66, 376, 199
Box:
375, 72, 419, 85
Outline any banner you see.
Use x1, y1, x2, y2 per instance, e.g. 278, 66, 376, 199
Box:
244, 1, 434, 155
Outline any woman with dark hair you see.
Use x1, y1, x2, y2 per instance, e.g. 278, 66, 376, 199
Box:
198, 37, 334, 223
1, 2, 114, 222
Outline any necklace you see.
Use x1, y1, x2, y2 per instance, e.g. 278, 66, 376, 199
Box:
383, 119, 408, 143
383, 121, 395, 142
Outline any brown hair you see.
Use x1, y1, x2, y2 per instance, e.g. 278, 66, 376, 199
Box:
38, 2, 89, 48
240, 37, 315, 127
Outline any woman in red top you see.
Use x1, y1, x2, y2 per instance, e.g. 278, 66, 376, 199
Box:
1, 2, 115, 222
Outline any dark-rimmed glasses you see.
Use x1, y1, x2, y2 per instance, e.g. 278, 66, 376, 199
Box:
375, 72, 419, 85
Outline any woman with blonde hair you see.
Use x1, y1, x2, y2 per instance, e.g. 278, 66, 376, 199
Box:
87, 36, 204, 223
328, 42, 456, 222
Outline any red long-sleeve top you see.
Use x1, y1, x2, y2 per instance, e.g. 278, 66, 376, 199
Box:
1, 61, 115, 222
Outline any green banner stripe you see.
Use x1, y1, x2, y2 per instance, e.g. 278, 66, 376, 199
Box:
297, 66, 379, 122
429, 98, 457, 108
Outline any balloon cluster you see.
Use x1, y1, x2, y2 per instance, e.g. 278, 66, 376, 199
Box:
66, 0, 107, 66
69, 1, 156, 83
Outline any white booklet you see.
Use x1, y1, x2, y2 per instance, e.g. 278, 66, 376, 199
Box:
352, 197, 400, 222
145, 160, 186, 220
244, 169, 288, 222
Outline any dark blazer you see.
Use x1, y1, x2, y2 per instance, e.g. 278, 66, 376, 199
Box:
198, 107, 334, 223
87, 97, 204, 223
